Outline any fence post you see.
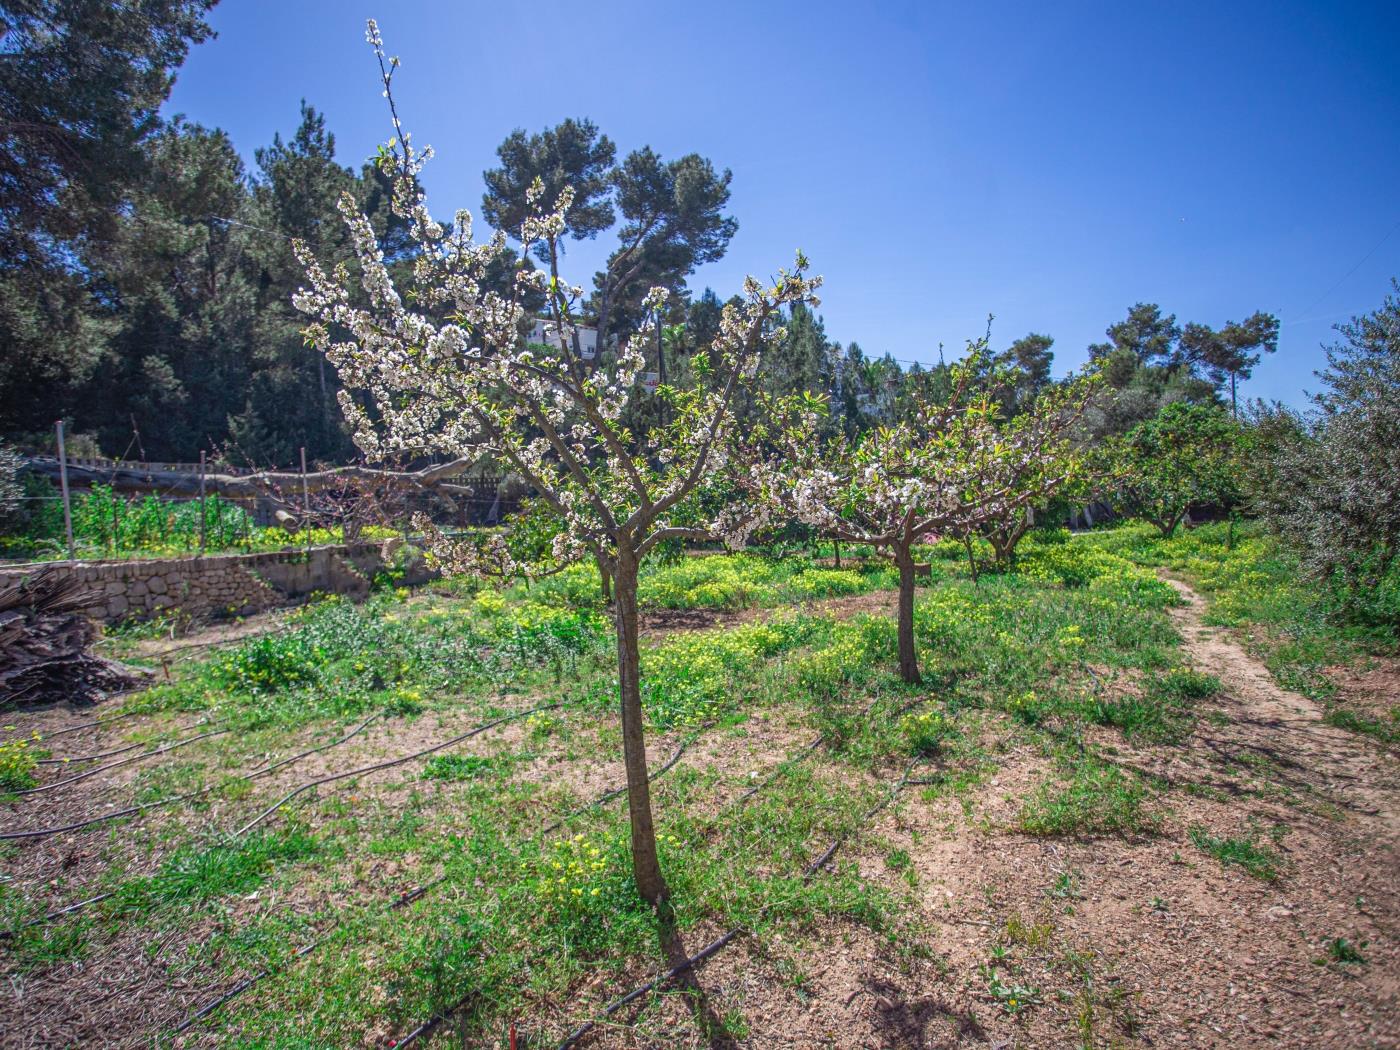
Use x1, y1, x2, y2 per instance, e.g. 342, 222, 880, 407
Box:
55, 420, 75, 561
300, 446, 310, 552
199, 450, 207, 554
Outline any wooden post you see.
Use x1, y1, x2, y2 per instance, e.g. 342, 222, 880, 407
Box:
55, 420, 75, 561
300, 447, 311, 551
199, 450, 207, 554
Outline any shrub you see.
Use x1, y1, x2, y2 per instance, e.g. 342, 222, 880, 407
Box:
0, 735, 40, 792
212, 633, 320, 694
1250, 282, 1400, 622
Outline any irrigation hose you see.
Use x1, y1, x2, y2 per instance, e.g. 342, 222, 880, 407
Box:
1, 714, 381, 842
38, 739, 144, 765
29, 710, 142, 741
386, 707, 921, 1050
16, 728, 233, 796
171, 727, 698, 1037
0, 716, 390, 939
551, 755, 928, 1050
228, 702, 561, 839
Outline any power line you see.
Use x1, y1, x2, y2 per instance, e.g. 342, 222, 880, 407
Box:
1292, 217, 1400, 322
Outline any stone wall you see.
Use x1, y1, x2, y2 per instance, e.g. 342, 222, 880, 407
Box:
0, 542, 435, 624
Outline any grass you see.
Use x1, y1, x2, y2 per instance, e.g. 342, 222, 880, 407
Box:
420, 754, 501, 781
1188, 824, 1284, 881
1019, 754, 1155, 836
3, 525, 1338, 1046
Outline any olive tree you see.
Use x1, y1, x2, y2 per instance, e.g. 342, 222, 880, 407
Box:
1251, 282, 1400, 599
292, 21, 820, 908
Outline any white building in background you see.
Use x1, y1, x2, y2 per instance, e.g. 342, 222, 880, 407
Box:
527, 317, 599, 360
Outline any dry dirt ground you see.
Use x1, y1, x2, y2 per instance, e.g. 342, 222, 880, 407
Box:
2, 580, 1397, 1049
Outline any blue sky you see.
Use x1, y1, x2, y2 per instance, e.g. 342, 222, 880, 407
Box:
165, 0, 1400, 407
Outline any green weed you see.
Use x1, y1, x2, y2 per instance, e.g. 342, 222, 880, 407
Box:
1188, 825, 1283, 881
1020, 756, 1155, 836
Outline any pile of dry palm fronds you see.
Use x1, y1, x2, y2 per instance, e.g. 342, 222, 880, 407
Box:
0, 570, 147, 709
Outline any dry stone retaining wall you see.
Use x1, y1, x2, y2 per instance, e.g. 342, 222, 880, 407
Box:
0, 543, 435, 623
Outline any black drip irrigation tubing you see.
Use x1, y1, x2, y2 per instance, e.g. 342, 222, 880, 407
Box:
723, 693, 894, 815
22, 709, 142, 741
38, 739, 144, 765
169, 728, 698, 1039
0, 714, 382, 842
16, 728, 232, 796
229, 702, 560, 839
37, 715, 229, 765
389, 733, 696, 913
0, 716, 388, 938
388, 699, 916, 1050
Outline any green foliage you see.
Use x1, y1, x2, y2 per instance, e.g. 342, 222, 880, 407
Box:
1113, 401, 1245, 537
3, 478, 394, 561
0, 735, 41, 792
114, 828, 318, 911
1249, 282, 1400, 613
142, 590, 608, 731
212, 632, 322, 694
421, 754, 499, 782
0, 0, 216, 436
899, 709, 951, 755
640, 615, 826, 727
1188, 824, 1283, 881
1084, 521, 1398, 742
1323, 937, 1367, 965
1019, 755, 1154, 836
1084, 668, 1219, 741
637, 553, 893, 611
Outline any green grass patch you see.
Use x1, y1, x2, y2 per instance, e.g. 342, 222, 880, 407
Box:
1188, 824, 1283, 881
1019, 756, 1155, 836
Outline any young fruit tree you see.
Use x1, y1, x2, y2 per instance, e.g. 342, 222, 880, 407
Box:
291, 21, 820, 908
1112, 401, 1244, 538
754, 353, 1097, 684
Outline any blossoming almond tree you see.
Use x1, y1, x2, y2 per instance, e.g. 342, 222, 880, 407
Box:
291, 21, 820, 907
754, 353, 1097, 684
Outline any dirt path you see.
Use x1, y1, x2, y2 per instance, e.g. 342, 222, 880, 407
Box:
1164, 576, 1400, 846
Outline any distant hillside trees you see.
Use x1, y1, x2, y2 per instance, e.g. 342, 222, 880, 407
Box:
0, 0, 215, 440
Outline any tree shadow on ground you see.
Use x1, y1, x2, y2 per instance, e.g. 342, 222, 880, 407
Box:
854, 975, 989, 1049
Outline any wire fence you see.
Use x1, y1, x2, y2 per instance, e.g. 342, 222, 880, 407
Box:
4, 426, 518, 565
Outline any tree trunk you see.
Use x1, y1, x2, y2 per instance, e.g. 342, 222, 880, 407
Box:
894, 545, 921, 684
611, 555, 670, 907
963, 533, 979, 583
833, 537, 841, 569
